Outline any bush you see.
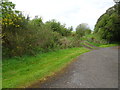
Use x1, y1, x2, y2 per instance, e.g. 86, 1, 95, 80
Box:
2, 0, 76, 59
70, 37, 81, 47
2, 15, 62, 58
59, 37, 70, 49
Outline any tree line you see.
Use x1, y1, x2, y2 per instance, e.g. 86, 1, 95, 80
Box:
94, 4, 120, 43
2, 0, 119, 59
1, 0, 92, 59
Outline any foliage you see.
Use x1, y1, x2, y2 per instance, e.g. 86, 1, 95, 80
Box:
85, 29, 91, 35
1, 0, 24, 29
3, 47, 89, 88
45, 19, 72, 36
2, 0, 62, 58
76, 23, 91, 38
94, 5, 120, 42
2, 0, 29, 57
59, 37, 71, 49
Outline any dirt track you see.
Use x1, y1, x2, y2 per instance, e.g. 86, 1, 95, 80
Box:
32, 46, 119, 88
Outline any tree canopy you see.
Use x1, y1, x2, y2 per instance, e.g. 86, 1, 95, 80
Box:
76, 23, 91, 37
94, 4, 120, 42
45, 19, 72, 36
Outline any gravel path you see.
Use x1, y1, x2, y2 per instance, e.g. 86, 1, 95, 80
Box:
32, 46, 119, 88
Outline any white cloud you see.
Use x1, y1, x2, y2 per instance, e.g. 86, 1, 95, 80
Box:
10, 0, 115, 30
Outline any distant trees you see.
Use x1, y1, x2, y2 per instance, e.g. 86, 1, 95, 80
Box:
85, 29, 92, 35
45, 19, 72, 36
76, 23, 91, 37
30, 17, 43, 26
94, 5, 120, 42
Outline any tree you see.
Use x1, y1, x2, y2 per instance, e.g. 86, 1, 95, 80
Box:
1, 0, 22, 29
76, 23, 90, 37
29, 17, 43, 27
66, 26, 73, 36
94, 5, 120, 42
85, 29, 91, 35
45, 19, 72, 36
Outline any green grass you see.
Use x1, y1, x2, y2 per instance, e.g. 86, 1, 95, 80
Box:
3, 47, 90, 88
84, 41, 101, 47
99, 44, 118, 48
85, 41, 119, 48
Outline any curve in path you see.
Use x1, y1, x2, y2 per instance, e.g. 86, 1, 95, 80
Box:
32, 46, 119, 88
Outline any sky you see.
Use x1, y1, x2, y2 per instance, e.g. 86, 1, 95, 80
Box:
10, 0, 115, 30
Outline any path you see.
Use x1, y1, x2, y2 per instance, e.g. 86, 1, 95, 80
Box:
31, 46, 119, 88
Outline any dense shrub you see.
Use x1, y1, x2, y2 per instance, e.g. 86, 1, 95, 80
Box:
71, 37, 81, 47
59, 37, 71, 49
2, 16, 62, 58
2, 0, 95, 59
2, 0, 63, 58
59, 36, 82, 49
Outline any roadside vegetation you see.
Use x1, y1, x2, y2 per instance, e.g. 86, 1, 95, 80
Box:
3, 47, 90, 88
1, 0, 120, 88
94, 5, 120, 43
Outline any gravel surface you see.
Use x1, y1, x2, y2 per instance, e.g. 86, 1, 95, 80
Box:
32, 46, 119, 88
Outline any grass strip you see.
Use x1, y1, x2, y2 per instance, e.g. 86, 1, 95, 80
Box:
85, 41, 119, 48
3, 47, 90, 88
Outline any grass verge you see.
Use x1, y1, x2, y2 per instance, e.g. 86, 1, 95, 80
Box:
3, 47, 90, 88
85, 41, 119, 48
99, 44, 119, 48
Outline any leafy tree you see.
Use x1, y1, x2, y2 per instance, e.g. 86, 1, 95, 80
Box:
45, 19, 72, 36
76, 23, 90, 37
30, 17, 43, 26
1, 0, 22, 29
85, 29, 91, 35
66, 26, 73, 36
94, 5, 120, 42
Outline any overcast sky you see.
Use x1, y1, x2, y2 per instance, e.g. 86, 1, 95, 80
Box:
10, 0, 115, 30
